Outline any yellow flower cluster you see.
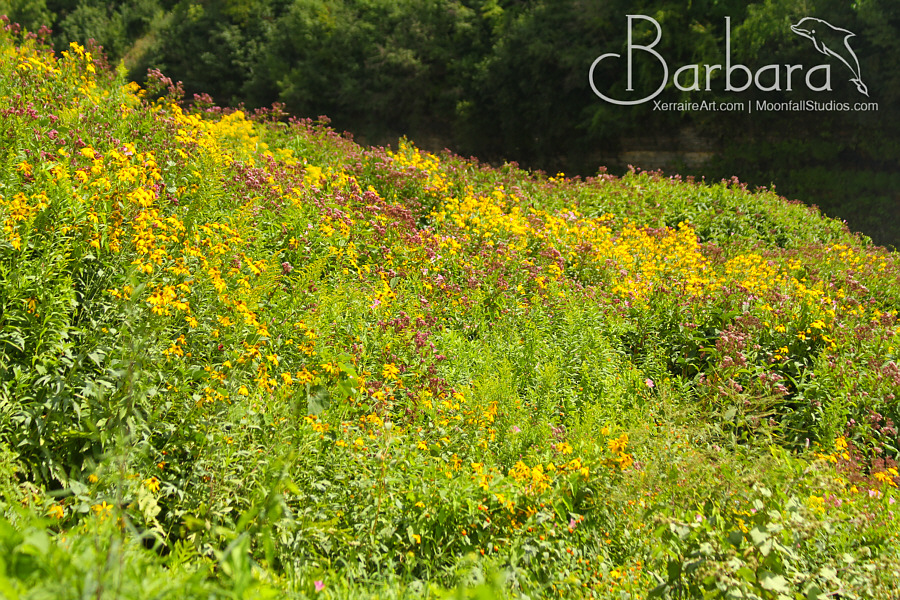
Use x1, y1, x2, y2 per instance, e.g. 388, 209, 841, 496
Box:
0, 191, 49, 250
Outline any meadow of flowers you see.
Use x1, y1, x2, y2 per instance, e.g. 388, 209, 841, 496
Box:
0, 21, 899, 599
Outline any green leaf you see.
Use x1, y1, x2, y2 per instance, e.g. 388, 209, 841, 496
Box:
759, 572, 790, 593
666, 559, 682, 581
19, 530, 50, 557
307, 385, 330, 415
749, 526, 769, 547
736, 566, 756, 583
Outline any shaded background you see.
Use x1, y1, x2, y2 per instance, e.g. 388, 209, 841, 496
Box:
3, 0, 898, 247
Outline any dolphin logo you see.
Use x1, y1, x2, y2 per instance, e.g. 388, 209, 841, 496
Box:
791, 17, 868, 96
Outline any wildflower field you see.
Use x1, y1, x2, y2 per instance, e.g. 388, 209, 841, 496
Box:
1, 22, 899, 600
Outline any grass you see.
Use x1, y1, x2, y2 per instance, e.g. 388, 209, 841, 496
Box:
0, 22, 899, 599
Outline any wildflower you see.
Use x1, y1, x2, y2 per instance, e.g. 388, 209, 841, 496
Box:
144, 476, 160, 493
16, 160, 32, 176
645, 378, 654, 388
615, 453, 634, 470
92, 501, 113, 517
608, 433, 628, 455
382, 363, 400, 380
47, 504, 64, 519
509, 461, 531, 482
314, 581, 325, 592
88, 474, 99, 484
530, 464, 550, 492
874, 471, 898, 488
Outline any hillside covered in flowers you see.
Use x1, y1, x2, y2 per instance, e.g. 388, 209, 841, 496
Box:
0, 22, 899, 599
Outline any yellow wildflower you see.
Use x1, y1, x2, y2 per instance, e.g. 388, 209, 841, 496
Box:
382, 363, 400, 380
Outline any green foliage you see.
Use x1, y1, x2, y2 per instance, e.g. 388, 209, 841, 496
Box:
56, 1, 126, 59
646, 457, 900, 599
0, 0, 53, 31
126, 0, 283, 105
0, 23, 898, 599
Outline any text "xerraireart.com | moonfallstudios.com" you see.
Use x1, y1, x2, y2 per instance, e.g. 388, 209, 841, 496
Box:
652, 99, 879, 112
